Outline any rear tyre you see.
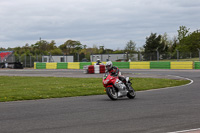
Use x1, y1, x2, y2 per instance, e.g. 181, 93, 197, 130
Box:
127, 86, 136, 99
106, 87, 118, 100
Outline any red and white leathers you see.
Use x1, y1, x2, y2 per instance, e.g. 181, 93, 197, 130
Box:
106, 66, 126, 83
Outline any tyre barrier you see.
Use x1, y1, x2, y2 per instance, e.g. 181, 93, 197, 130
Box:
84, 65, 106, 74
35, 61, 200, 70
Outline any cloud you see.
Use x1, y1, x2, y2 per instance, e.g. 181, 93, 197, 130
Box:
0, 0, 200, 49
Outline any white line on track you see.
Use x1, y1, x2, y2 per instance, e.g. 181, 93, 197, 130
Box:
167, 128, 200, 133
139, 75, 194, 92
168, 75, 194, 86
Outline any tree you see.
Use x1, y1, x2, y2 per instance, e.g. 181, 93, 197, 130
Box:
47, 40, 57, 51
143, 33, 167, 60
168, 36, 178, 59
124, 40, 136, 52
177, 26, 190, 43
50, 48, 62, 55
99, 46, 105, 54
161, 33, 172, 49
177, 30, 200, 57
59, 40, 83, 55
124, 40, 136, 61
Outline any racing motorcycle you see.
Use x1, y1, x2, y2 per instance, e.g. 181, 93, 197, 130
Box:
103, 72, 136, 100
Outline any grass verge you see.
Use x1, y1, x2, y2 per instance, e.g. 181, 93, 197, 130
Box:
0, 76, 190, 102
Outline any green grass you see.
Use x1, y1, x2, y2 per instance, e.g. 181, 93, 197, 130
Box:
159, 58, 199, 62
0, 76, 190, 102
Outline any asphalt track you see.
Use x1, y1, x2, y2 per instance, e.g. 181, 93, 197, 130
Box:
0, 69, 200, 133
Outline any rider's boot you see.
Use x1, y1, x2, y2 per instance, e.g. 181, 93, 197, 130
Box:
125, 82, 133, 93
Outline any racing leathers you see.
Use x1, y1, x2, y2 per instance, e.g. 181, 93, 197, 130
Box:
106, 66, 133, 92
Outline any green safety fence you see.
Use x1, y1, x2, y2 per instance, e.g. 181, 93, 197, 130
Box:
194, 62, 200, 69
36, 63, 46, 69
113, 62, 129, 69
80, 62, 92, 69
57, 63, 68, 69
150, 62, 170, 69
34, 61, 200, 69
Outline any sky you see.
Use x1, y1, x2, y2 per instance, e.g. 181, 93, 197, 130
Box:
0, 0, 200, 50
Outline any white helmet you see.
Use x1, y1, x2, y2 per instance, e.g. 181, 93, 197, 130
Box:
96, 59, 101, 62
105, 61, 113, 70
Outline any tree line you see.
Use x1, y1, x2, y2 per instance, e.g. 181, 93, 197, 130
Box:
1, 25, 199, 61
143, 26, 200, 60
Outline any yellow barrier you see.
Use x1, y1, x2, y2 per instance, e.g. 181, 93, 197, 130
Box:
34, 62, 36, 69
130, 62, 150, 69
171, 62, 193, 69
92, 62, 106, 65
46, 63, 57, 69
102, 62, 106, 65
68, 62, 80, 69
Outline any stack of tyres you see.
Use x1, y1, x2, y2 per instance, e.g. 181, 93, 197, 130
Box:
83, 65, 89, 73
94, 65, 100, 73
88, 65, 94, 74
100, 65, 106, 73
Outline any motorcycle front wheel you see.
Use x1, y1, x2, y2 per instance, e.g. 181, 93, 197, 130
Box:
106, 87, 118, 100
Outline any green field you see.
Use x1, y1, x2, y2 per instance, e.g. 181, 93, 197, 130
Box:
160, 58, 199, 62
0, 76, 190, 102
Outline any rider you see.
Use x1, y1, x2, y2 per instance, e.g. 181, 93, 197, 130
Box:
105, 61, 119, 76
105, 61, 133, 92
96, 59, 102, 65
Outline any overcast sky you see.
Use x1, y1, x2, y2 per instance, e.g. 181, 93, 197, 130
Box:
0, 0, 200, 50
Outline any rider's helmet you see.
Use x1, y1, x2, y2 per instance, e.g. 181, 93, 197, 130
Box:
96, 59, 101, 63
105, 61, 113, 71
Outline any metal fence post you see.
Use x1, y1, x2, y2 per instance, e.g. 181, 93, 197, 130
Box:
25, 55, 26, 68
198, 48, 200, 61
156, 50, 159, 61
36, 55, 38, 62
176, 49, 179, 61
30, 55, 32, 67
77, 52, 79, 62
42, 55, 44, 62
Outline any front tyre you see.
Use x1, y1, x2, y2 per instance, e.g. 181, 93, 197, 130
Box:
127, 86, 136, 99
106, 87, 118, 100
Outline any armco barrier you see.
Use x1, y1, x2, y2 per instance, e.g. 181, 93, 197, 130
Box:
194, 61, 200, 69
34, 61, 200, 70
171, 62, 193, 69
46, 62, 57, 69
34, 63, 36, 69
57, 63, 68, 69
113, 62, 129, 69
35, 62, 46, 69
150, 62, 170, 69
80, 62, 92, 69
130, 62, 150, 69
68, 62, 80, 69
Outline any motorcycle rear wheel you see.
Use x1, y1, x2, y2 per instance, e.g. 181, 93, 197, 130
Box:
127, 86, 136, 99
106, 87, 118, 100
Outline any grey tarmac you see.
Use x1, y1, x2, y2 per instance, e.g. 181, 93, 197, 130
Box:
0, 69, 200, 133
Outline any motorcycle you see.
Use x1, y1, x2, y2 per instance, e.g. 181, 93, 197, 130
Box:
103, 72, 136, 100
